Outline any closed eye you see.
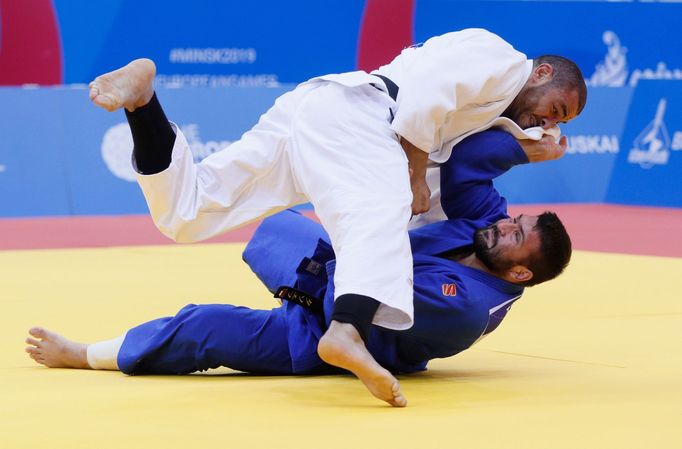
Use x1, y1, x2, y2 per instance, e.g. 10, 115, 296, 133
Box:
516, 215, 525, 242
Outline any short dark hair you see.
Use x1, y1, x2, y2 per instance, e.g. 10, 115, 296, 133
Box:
534, 55, 588, 115
522, 211, 572, 287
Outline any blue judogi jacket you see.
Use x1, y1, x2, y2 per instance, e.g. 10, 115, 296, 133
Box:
243, 129, 530, 374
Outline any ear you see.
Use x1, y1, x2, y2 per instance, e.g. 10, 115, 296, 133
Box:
531, 63, 554, 85
503, 265, 533, 283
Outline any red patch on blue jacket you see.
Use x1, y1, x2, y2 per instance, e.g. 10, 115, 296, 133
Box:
441, 283, 457, 297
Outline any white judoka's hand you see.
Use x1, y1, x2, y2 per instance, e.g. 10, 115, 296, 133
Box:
410, 175, 431, 216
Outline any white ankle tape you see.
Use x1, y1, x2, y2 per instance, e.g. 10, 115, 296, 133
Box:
86, 335, 125, 370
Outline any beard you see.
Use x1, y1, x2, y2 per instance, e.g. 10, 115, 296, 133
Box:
501, 83, 551, 129
473, 225, 514, 273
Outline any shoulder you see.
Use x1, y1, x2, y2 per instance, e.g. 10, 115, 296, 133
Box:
446, 129, 521, 164
434, 28, 515, 50
458, 128, 517, 147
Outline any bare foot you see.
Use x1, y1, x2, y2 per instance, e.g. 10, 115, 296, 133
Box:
25, 327, 90, 369
318, 321, 407, 407
89, 58, 156, 112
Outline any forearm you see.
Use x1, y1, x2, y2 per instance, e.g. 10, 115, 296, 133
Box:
400, 137, 429, 180
400, 137, 431, 214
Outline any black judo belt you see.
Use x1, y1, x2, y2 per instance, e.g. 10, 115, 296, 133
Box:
275, 286, 323, 313
371, 74, 398, 122
372, 74, 399, 101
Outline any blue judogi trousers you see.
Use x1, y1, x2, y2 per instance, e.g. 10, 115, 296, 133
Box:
117, 210, 335, 376
118, 304, 301, 375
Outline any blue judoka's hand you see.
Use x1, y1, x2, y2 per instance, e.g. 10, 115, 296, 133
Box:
518, 135, 568, 163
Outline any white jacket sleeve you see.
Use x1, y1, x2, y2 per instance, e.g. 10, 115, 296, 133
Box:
134, 125, 205, 242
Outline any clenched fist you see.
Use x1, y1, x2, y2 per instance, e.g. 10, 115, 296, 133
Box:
518, 135, 568, 163
410, 175, 431, 215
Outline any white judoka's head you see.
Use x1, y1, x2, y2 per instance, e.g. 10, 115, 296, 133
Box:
502, 55, 588, 131
473, 212, 572, 287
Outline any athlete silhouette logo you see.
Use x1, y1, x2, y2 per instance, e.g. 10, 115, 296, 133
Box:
628, 98, 671, 168
588, 31, 628, 87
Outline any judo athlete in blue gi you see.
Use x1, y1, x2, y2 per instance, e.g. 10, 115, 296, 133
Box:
25, 129, 572, 407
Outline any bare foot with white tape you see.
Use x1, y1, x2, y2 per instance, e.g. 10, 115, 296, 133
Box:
25, 327, 90, 369
89, 58, 156, 112
318, 321, 407, 407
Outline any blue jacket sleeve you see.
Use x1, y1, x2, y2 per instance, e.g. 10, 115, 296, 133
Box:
439, 129, 528, 221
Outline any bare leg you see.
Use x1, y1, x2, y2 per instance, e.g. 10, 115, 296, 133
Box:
318, 321, 407, 407
25, 327, 90, 369
89, 58, 156, 112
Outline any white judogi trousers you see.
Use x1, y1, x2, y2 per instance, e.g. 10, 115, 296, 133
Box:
137, 80, 414, 330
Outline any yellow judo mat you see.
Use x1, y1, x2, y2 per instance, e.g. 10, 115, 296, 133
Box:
1, 243, 681, 449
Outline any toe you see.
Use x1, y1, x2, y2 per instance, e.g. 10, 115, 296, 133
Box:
31, 327, 60, 341
25, 337, 42, 347
94, 93, 117, 110
390, 381, 407, 407
392, 395, 408, 407
29, 327, 47, 338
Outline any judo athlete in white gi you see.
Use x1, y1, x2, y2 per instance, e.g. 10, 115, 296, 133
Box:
84, 28, 586, 406
26, 129, 572, 407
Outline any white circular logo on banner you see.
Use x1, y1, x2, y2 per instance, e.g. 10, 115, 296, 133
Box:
101, 122, 136, 182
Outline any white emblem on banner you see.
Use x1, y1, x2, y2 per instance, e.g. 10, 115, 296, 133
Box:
588, 31, 628, 87
628, 99, 671, 169
589, 31, 682, 87
180, 124, 231, 162
672, 131, 682, 151
101, 122, 136, 182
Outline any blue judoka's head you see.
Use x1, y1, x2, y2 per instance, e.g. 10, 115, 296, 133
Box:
473, 212, 572, 287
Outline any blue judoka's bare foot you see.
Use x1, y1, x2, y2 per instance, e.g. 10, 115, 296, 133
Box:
89, 58, 156, 112
318, 321, 407, 407
25, 327, 90, 369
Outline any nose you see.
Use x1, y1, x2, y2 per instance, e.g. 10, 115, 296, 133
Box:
497, 220, 514, 236
540, 117, 557, 130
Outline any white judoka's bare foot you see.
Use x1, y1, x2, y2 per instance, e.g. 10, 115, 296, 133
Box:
25, 327, 90, 369
318, 321, 407, 407
88, 58, 156, 112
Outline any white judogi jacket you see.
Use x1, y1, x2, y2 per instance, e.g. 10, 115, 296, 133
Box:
313, 28, 561, 229
315, 28, 534, 163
